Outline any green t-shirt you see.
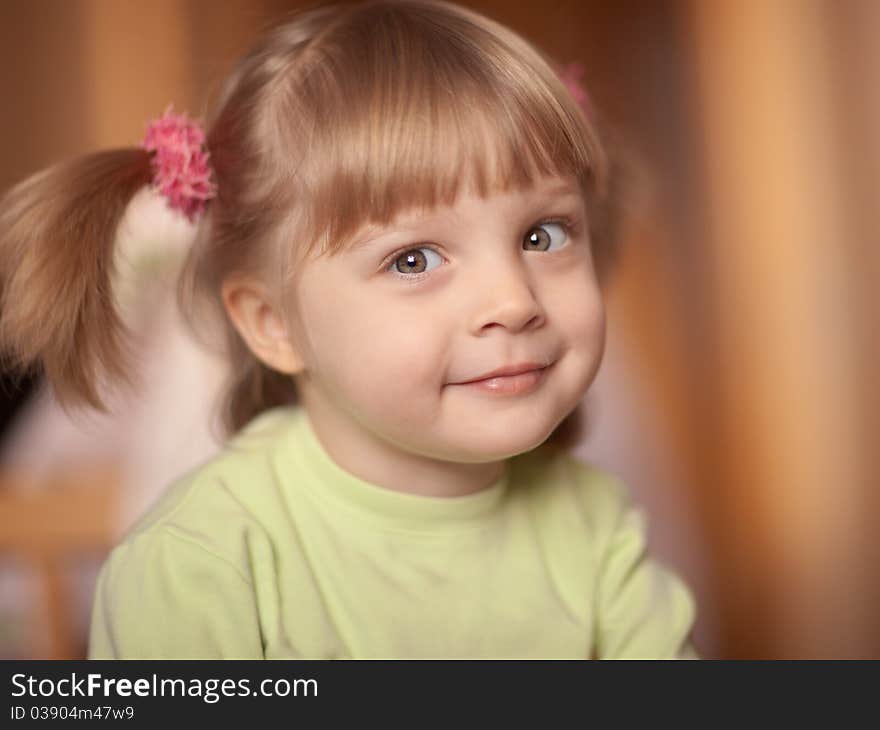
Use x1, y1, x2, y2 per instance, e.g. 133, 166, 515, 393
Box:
88, 406, 697, 659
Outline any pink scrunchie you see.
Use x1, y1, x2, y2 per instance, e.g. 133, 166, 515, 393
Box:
142, 105, 217, 222
557, 61, 595, 121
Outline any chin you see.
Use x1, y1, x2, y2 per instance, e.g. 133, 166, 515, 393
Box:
436, 420, 558, 463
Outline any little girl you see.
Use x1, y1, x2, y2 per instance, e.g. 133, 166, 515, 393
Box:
0, 0, 697, 659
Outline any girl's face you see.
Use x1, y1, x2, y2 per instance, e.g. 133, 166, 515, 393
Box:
287, 173, 605, 484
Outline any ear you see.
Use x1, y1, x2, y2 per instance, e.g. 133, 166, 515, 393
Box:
221, 277, 305, 375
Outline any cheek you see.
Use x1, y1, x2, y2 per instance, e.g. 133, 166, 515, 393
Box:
548, 277, 606, 400
571, 291, 605, 347
297, 278, 443, 392
546, 270, 605, 345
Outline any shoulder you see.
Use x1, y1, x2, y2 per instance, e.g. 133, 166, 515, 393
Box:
509, 444, 698, 658
91, 515, 265, 658
116, 406, 300, 571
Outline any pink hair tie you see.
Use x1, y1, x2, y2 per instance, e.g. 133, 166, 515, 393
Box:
557, 61, 595, 121
142, 105, 217, 223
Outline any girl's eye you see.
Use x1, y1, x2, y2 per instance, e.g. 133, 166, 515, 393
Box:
523, 221, 569, 252
387, 246, 443, 276
384, 218, 573, 280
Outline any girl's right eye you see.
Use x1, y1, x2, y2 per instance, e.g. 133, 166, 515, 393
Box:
386, 246, 444, 278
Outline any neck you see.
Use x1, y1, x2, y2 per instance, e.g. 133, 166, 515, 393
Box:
299, 399, 505, 499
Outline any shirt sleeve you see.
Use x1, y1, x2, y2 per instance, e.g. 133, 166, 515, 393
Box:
592, 484, 698, 660
88, 528, 264, 659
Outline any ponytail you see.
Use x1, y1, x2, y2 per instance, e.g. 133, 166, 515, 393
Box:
0, 149, 152, 413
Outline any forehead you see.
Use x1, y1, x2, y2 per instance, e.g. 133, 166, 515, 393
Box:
346, 175, 585, 250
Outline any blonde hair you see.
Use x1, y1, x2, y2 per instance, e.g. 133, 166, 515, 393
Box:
0, 0, 621, 449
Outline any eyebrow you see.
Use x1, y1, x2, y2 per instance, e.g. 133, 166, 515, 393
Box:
347, 181, 583, 251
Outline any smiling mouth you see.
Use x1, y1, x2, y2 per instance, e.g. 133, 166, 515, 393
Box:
451, 363, 552, 395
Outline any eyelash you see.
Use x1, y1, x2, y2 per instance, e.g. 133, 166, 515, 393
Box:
381, 215, 578, 283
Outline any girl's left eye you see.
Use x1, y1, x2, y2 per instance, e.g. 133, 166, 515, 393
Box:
523, 221, 569, 252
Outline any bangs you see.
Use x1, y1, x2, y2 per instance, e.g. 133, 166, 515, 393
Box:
264, 0, 607, 265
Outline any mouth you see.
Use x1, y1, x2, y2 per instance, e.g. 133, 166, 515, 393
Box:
451, 362, 553, 396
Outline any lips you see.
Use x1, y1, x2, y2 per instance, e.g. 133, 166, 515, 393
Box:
453, 362, 552, 396
456, 361, 549, 385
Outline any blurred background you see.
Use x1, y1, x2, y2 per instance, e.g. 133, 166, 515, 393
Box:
0, 0, 877, 659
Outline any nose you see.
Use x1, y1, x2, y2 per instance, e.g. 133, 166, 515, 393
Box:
467, 256, 546, 335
